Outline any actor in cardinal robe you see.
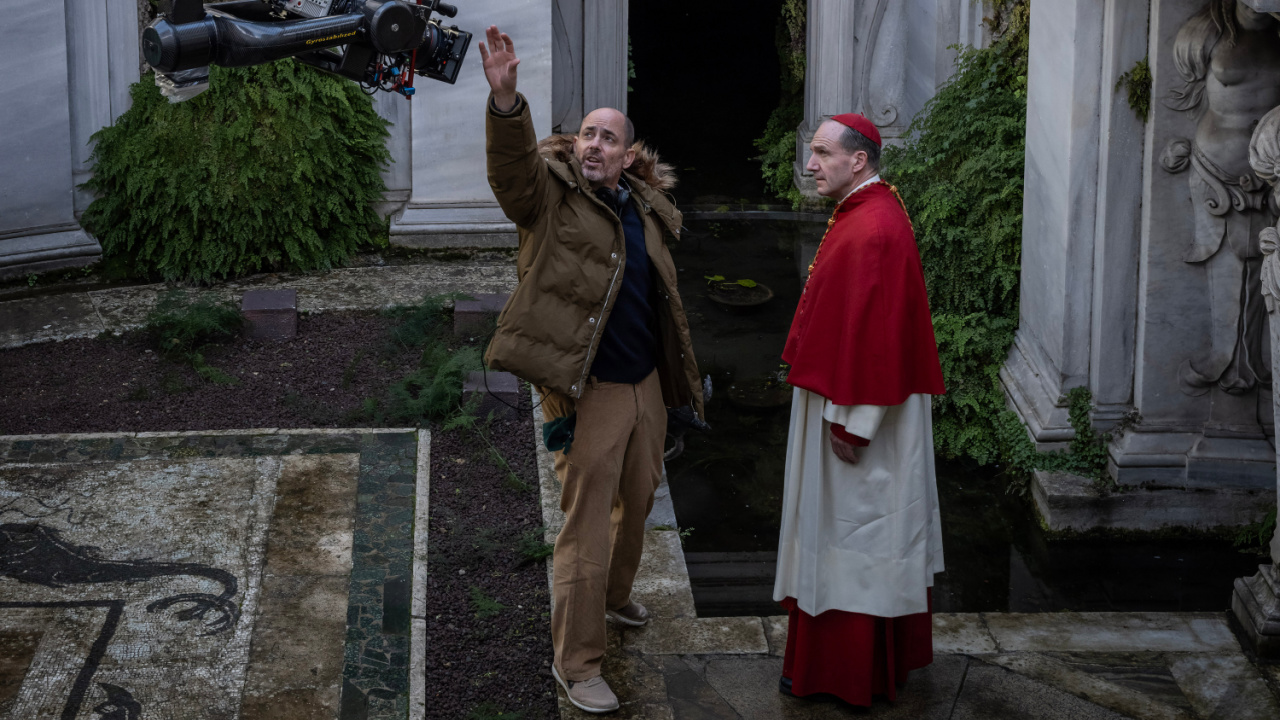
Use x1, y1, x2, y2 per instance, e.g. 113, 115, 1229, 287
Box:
772, 113, 946, 706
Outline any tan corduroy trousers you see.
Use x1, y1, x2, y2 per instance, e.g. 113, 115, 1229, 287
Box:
551, 370, 666, 681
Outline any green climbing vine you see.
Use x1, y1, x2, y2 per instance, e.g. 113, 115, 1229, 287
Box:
995, 387, 1116, 495
881, 1, 1030, 466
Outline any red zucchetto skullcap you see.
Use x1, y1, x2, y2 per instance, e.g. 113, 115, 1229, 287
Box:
831, 113, 881, 148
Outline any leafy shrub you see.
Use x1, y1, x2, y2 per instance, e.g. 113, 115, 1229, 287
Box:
386, 294, 457, 350
516, 528, 554, 562
1234, 508, 1278, 554
145, 290, 242, 357
881, 3, 1029, 464
81, 61, 390, 284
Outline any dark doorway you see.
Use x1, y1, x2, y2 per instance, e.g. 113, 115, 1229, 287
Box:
628, 0, 785, 205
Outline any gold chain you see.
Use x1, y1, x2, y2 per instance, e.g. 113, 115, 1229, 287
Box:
806, 181, 912, 278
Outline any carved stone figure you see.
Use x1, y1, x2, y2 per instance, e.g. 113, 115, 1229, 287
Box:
1162, 0, 1280, 395
1250, 104, 1280, 314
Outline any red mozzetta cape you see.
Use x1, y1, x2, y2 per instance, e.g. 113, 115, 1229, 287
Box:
783, 182, 945, 406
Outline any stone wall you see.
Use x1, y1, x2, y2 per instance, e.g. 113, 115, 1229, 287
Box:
1006, 0, 1278, 512
793, 0, 989, 196
0, 0, 141, 279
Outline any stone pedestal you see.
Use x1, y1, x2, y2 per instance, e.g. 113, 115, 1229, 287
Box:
463, 371, 520, 421
241, 289, 297, 341
453, 293, 509, 336
1234, 564, 1280, 659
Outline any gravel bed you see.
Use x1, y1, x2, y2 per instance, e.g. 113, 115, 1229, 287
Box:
425, 392, 557, 719
0, 311, 415, 434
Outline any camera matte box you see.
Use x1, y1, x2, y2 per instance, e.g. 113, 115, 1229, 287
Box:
241, 289, 298, 341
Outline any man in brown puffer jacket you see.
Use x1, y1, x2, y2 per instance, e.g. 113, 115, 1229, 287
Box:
479, 26, 704, 714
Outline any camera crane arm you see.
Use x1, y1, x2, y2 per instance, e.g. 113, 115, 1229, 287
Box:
142, 0, 469, 101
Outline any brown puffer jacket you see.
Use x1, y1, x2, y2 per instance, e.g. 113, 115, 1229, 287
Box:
484, 93, 704, 421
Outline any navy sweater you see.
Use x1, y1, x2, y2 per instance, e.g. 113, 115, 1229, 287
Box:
590, 181, 657, 384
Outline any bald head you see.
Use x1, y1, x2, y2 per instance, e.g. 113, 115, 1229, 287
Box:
575, 107, 637, 189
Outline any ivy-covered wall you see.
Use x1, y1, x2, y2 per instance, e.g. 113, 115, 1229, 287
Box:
881, 3, 1031, 467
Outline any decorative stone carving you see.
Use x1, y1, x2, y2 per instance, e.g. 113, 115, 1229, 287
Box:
1161, 1, 1280, 396
1230, 85, 1280, 662
1251, 105, 1280, 312
861, 0, 905, 129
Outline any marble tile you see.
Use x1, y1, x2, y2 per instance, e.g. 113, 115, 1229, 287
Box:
983, 612, 1237, 653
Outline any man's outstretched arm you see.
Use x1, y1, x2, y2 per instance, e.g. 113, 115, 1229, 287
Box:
480, 25, 548, 229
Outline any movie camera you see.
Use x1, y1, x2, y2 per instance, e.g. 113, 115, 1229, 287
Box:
142, 0, 471, 101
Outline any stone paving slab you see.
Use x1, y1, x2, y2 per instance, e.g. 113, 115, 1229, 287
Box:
0, 261, 518, 349
529, 387, 1280, 719
983, 612, 1238, 653
0, 429, 426, 720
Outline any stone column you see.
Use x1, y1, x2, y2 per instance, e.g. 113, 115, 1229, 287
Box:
794, 0, 989, 198
582, 0, 628, 116
551, 0, 584, 132
1089, 0, 1149, 428
388, 0, 553, 248
1231, 101, 1280, 660
793, 0, 858, 196
0, 0, 139, 279
1000, 0, 1106, 447
372, 92, 412, 219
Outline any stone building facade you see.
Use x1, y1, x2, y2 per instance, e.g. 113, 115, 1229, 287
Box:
1003, 0, 1279, 524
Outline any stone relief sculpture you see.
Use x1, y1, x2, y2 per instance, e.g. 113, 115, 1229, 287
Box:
861, 0, 904, 128
1250, 104, 1280, 315
1161, 0, 1280, 396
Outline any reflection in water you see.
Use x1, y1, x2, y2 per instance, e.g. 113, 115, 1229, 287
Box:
668, 219, 1263, 617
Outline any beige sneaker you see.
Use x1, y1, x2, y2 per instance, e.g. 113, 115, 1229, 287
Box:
552, 665, 620, 714
606, 601, 649, 627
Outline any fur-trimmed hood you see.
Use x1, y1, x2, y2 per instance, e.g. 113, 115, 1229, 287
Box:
536, 134, 678, 192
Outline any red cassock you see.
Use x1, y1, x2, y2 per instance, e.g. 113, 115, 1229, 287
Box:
779, 180, 945, 707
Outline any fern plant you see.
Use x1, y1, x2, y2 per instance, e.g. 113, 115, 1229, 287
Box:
81, 60, 390, 284
882, 3, 1030, 464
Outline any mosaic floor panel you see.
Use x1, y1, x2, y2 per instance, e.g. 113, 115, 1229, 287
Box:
0, 431, 418, 720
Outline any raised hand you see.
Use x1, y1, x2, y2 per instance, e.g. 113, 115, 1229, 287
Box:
478, 25, 519, 112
